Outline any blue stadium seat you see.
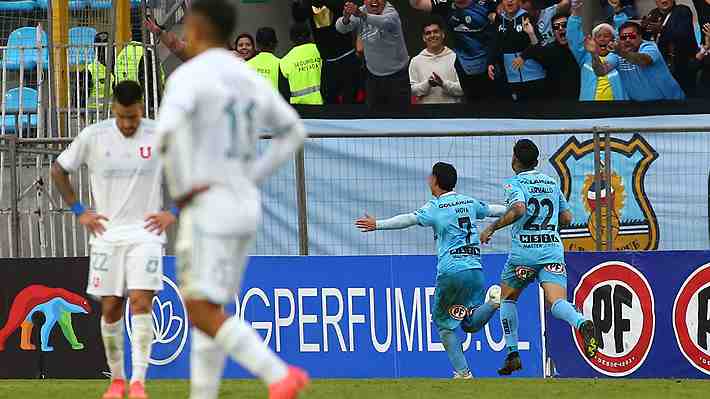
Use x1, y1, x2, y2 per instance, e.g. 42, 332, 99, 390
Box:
36, 0, 87, 10
0, 1, 37, 12
89, 0, 140, 9
2, 87, 39, 134
68, 26, 97, 66
0, 27, 49, 71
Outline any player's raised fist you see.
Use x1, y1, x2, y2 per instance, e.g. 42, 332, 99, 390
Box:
355, 213, 376, 232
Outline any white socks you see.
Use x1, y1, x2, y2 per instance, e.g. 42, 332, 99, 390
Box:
189, 328, 227, 399
101, 317, 125, 381
130, 314, 154, 384
214, 316, 288, 385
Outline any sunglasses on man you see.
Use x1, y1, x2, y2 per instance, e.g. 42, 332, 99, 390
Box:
619, 32, 638, 41
552, 22, 567, 31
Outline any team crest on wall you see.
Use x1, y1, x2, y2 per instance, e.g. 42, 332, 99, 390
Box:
550, 134, 659, 251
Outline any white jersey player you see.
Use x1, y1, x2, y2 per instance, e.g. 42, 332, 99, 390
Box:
51, 81, 176, 399
156, 1, 308, 399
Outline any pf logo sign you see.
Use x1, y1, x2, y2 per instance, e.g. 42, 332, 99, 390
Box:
573, 261, 655, 376
673, 263, 710, 375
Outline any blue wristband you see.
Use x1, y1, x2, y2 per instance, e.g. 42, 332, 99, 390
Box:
70, 202, 86, 216
169, 206, 180, 217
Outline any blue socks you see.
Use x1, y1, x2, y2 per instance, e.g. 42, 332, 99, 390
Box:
551, 298, 586, 329
462, 303, 498, 333
500, 299, 519, 353
439, 328, 469, 374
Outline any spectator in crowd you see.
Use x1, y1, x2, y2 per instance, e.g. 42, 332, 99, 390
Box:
408, 0, 497, 103
521, 12, 580, 99
487, 0, 547, 101
568, 1, 627, 100
280, 22, 324, 105
641, 0, 698, 97
145, 15, 190, 62
247, 27, 289, 98
521, 0, 570, 47
336, 1, 410, 107
409, 17, 464, 103
601, 0, 637, 30
82, 31, 114, 112
234, 33, 256, 60
293, 0, 360, 104
592, 21, 685, 100
695, 23, 710, 98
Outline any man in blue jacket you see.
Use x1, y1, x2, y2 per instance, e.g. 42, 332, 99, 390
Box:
592, 21, 686, 100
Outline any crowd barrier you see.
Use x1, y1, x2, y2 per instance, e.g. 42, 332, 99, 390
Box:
1, 251, 709, 379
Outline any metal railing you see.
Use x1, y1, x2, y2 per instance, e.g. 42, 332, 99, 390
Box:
3, 126, 708, 258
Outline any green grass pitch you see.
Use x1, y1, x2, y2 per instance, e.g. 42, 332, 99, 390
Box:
2, 378, 709, 399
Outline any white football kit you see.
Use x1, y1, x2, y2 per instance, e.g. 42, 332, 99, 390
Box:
57, 118, 165, 297
157, 48, 306, 305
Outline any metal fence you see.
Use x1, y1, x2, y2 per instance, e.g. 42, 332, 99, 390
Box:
3, 126, 709, 258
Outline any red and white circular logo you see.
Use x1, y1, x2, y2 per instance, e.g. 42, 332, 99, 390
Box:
573, 261, 655, 376
673, 262, 710, 375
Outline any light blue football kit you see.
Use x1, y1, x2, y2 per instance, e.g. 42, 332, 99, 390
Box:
412, 192, 499, 375
497, 170, 587, 355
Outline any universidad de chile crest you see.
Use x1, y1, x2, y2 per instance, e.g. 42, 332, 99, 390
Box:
550, 134, 659, 251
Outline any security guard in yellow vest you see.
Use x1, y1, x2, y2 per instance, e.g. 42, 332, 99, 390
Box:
247, 27, 281, 89
280, 23, 323, 105
82, 32, 114, 111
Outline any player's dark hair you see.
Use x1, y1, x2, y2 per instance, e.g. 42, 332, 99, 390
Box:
422, 15, 446, 33
432, 162, 457, 191
255, 27, 278, 51
514, 139, 540, 169
190, 0, 238, 44
112, 80, 143, 106
619, 21, 642, 35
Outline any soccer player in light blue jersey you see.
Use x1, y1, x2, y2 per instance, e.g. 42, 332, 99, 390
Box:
480, 139, 598, 375
355, 162, 506, 378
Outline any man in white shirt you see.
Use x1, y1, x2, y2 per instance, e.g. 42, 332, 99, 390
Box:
156, 1, 308, 398
409, 17, 464, 103
51, 80, 176, 399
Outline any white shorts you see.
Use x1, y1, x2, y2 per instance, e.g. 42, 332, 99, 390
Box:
87, 242, 164, 297
176, 208, 255, 305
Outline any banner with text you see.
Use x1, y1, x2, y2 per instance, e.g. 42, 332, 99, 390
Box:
546, 250, 710, 378
134, 255, 543, 379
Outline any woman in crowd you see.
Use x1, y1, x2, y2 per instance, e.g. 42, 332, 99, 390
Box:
234, 33, 256, 60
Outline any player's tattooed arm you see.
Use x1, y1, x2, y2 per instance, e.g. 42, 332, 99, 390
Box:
50, 162, 108, 236
480, 202, 526, 243
559, 209, 573, 226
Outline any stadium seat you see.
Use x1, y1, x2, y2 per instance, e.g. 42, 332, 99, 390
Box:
68, 26, 97, 66
36, 0, 87, 10
0, 1, 37, 12
2, 87, 39, 134
88, 0, 140, 9
0, 27, 49, 71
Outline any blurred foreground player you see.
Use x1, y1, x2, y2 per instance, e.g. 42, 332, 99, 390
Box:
51, 81, 176, 399
480, 139, 597, 375
156, 1, 308, 398
356, 162, 504, 378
